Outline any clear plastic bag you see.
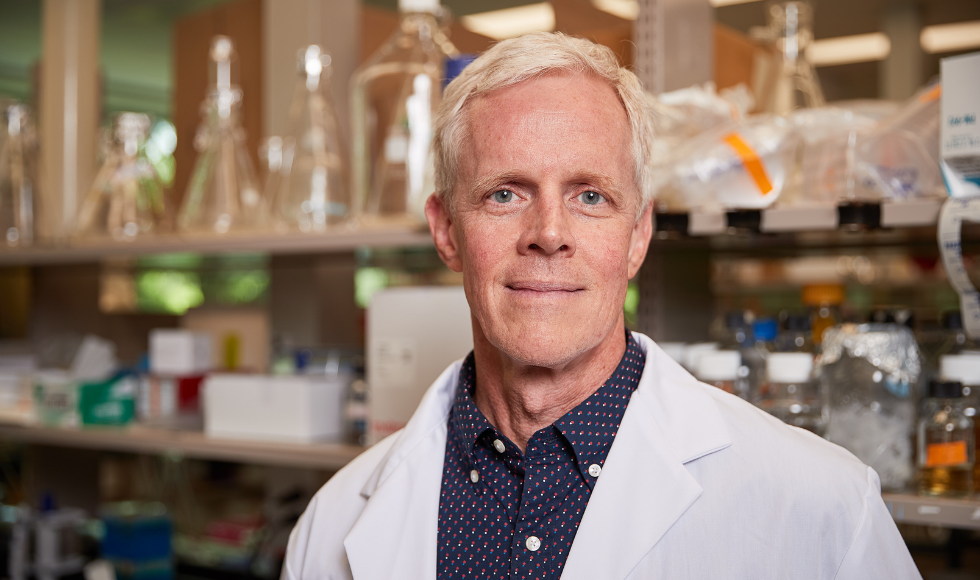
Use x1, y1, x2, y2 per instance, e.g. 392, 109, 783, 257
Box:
853, 83, 944, 201
75, 113, 166, 241
789, 107, 876, 206
671, 115, 797, 210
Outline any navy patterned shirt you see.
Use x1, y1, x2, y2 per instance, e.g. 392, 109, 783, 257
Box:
437, 331, 645, 580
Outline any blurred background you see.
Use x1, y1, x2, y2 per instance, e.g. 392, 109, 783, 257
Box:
0, 0, 979, 578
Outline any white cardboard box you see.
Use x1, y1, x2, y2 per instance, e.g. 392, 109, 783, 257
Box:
941, 52, 980, 197
367, 286, 473, 443
203, 374, 346, 443
150, 329, 212, 376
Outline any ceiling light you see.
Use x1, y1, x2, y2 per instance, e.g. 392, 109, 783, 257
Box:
591, 0, 639, 20
806, 32, 891, 67
921, 20, 980, 54
460, 3, 556, 40
710, 0, 764, 7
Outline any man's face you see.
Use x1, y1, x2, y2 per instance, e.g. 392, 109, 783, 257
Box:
427, 72, 653, 368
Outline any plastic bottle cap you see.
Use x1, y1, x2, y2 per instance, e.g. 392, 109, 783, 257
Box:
801, 284, 844, 306
942, 311, 963, 330
696, 350, 741, 382
929, 380, 964, 399
783, 313, 811, 332
659, 342, 686, 365
399, 0, 439, 13
940, 354, 980, 386
683, 342, 718, 371
753, 319, 778, 342
766, 352, 813, 384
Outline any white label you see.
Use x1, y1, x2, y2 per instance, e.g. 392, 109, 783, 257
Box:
939, 197, 980, 338
371, 338, 418, 389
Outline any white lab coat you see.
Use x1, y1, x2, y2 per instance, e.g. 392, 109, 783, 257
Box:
283, 332, 921, 580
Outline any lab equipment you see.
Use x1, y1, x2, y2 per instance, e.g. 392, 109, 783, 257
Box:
755, 351, 825, 434
750, 1, 824, 114
178, 36, 263, 234
820, 323, 920, 491
267, 45, 349, 232
351, 0, 458, 224
149, 329, 212, 376
0, 101, 37, 248
695, 350, 748, 398
918, 380, 974, 498
75, 113, 165, 241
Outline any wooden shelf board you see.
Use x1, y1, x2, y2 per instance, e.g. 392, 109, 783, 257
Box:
0, 225, 434, 265
0, 421, 366, 471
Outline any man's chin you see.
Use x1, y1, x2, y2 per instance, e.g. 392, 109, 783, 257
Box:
488, 322, 602, 369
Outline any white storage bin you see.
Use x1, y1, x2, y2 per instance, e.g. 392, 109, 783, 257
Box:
203, 374, 346, 443
150, 329, 212, 376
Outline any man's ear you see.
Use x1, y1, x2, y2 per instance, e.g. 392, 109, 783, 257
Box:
627, 201, 654, 279
425, 193, 463, 273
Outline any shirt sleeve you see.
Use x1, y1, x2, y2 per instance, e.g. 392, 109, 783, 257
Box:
833, 467, 922, 580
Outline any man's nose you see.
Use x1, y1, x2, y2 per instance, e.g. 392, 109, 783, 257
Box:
519, 193, 575, 256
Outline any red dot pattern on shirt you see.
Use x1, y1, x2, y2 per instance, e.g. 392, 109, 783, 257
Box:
437, 331, 644, 580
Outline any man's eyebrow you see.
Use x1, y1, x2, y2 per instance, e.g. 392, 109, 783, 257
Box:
468, 172, 525, 196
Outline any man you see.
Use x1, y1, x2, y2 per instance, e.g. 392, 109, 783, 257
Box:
283, 33, 920, 579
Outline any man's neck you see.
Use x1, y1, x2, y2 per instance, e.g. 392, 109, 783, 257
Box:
471, 320, 628, 453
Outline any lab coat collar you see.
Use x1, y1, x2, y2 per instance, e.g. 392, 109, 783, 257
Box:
344, 332, 733, 580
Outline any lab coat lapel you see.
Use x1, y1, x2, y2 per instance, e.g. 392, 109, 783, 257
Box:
560, 334, 733, 580
343, 363, 460, 580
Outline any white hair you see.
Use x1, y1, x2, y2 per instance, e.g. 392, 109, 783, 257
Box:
433, 32, 656, 214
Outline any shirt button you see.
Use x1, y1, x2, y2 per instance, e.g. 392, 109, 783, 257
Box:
493, 439, 505, 453
588, 464, 602, 478
526, 536, 541, 552
469, 469, 480, 483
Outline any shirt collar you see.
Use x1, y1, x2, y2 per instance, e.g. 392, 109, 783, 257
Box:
449, 330, 644, 469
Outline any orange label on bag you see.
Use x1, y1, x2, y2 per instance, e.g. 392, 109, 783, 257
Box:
926, 441, 968, 467
723, 133, 774, 196
918, 84, 942, 103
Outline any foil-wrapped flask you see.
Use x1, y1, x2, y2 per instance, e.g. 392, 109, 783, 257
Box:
268, 45, 349, 232
75, 113, 165, 241
0, 102, 37, 248
178, 36, 262, 234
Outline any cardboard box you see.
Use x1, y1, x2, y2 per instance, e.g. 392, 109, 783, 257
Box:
941, 52, 980, 197
150, 330, 212, 376
367, 286, 473, 443
203, 374, 346, 443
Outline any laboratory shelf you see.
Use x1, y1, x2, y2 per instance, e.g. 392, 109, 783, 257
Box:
0, 421, 367, 471
0, 223, 434, 266
883, 492, 980, 531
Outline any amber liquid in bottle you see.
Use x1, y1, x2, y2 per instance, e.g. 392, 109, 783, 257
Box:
920, 466, 973, 497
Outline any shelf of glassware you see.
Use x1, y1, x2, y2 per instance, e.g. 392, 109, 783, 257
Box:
0, 416, 366, 471
0, 223, 435, 265
883, 492, 980, 531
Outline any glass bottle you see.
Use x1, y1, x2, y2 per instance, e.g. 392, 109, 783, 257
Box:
939, 353, 980, 492
720, 311, 753, 350
746, 318, 778, 400
755, 351, 826, 434
918, 380, 974, 498
351, 0, 458, 225
268, 45, 349, 233
751, 1, 824, 114
178, 36, 263, 234
696, 350, 748, 399
0, 101, 38, 248
802, 284, 843, 347
775, 312, 814, 353
937, 311, 980, 358
75, 113, 166, 241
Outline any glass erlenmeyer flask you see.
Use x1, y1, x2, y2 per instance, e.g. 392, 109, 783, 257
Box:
752, 1, 825, 114
268, 45, 349, 233
351, 0, 458, 225
178, 36, 263, 234
75, 113, 165, 241
0, 102, 38, 248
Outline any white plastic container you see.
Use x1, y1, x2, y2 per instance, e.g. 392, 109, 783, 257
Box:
150, 329, 212, 376
203, 374, 346, 443
696, 350, 747, 398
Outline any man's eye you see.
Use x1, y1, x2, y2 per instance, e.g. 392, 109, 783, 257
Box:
492, 190, 515, 203
578, 191, 605, 205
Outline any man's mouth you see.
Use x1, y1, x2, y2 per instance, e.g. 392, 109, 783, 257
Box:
505, 281, 584, 293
